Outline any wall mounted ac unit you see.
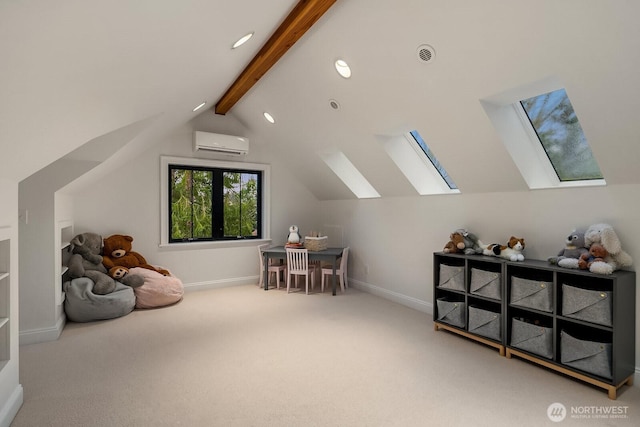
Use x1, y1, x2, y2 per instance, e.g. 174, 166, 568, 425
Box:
193, 131, 249, 155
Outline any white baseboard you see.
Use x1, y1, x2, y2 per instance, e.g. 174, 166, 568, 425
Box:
184, 276, 258, 292
0, 384, 23, 427
348, 278, 433, 315
19, 314, 65, 346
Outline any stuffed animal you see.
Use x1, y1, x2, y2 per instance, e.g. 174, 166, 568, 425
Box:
479, 236, 525, 262
443, 231, 465, 254
582, 223, 632, 274
549, 229, 589, 268
66, 232, 143, 294
102, 234, 170, 276
457, 229, 483, 255
287, 225, 301, 244
108, 266, 130, 280
443, 229, 482, 255
578, 243, 608, 270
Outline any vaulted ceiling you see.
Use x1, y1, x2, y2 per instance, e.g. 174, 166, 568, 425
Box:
2, 0, 640, 200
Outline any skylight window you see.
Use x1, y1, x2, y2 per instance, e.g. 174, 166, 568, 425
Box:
408, 131, 457, 190
381, 131, 459, 195
319, 151, 380, 199
480, 76, 606, 190
519, 89, 603, 182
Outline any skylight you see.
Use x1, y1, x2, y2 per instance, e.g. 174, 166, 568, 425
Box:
519, 89, 603, 182
381, 131, 459, 195
319, 151, 380, 199
480, 76, 606, 190
409, 131, 457, 190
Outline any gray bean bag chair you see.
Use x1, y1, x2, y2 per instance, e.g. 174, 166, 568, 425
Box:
64, 277, 136, 322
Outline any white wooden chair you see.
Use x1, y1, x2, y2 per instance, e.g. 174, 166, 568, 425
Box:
258, 244, 287, 289
285, 248, 318, 294
321, 247, 349, 293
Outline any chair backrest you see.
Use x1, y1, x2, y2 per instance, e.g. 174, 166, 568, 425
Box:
339, 247, 349, 271
258, 244, 269, 271
286, 248, 310, 275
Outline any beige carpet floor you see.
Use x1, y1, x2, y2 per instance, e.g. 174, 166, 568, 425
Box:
12, 284, 639, 426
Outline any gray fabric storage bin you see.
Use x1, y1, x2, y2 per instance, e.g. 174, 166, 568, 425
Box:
510, 276, 553, 312
436, 298, 465, 328
438, 264, 465, 291
470, 268, 501, 300
561, 331, 612, 379
562, 285, 612, 327
510, 318, 553, 359
468, 306, 501, 341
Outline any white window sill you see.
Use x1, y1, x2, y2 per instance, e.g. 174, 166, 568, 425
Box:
158, 238, 273, 251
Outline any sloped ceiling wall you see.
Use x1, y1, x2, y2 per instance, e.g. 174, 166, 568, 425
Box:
2, 0, 640, 199
231, 0, 640, 199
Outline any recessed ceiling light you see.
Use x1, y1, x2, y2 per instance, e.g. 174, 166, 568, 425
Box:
329, 99, 340, 110
192, 101, 206, 112
232, 32, 254, 49
334, 59, 351, 78
263, 112, 275, 124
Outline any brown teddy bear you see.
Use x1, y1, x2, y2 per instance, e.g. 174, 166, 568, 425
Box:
578, 243, 608, 270
102, 234, 170, 276
67, 232, 144, 293
443, 232, 466, 254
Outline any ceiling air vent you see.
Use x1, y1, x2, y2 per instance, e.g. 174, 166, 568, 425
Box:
416, 44, 435, 63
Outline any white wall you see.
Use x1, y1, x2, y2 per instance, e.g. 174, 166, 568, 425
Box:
18, 159, 96, 343
0, 181, 23, 427
320, 183, 640, 369
69, 115, 321, 289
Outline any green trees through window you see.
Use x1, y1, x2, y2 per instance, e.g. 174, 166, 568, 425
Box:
169, 165, 261, 242
520, 89, 603, 181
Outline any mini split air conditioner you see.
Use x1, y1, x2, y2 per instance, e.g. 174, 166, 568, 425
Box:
193, 131, 249, 156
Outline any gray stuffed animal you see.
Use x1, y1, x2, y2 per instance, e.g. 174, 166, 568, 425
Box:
456, 228, 483, 255
66, 232, 143, 295
549, 229, 589, 268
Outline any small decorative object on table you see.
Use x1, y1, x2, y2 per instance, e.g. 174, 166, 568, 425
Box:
287, 225, 301, 244
304, 231, 328, 251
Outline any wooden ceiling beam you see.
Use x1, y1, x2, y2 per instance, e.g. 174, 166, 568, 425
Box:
214, 0, 337, 115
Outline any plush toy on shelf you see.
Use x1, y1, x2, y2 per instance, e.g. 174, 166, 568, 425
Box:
548, 229, 589, 268
442, 228, 482, 255
479, 236, 526, 262
578, 243, 608, 270
582, 223, 632, 274
443, 231, 465, 254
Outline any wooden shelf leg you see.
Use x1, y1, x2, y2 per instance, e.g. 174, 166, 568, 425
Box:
499, 346, 505, 357
505, 348, 512, 359
626, 376, 634, 386
608, 386, 616, 400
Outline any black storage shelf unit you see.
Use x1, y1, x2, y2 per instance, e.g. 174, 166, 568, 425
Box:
433, 252, 636, 399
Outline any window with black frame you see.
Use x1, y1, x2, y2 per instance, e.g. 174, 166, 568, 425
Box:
168, 164, 262, 242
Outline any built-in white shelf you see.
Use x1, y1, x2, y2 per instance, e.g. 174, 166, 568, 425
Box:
0, 231, 11, 366
57, 220, 74, 307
